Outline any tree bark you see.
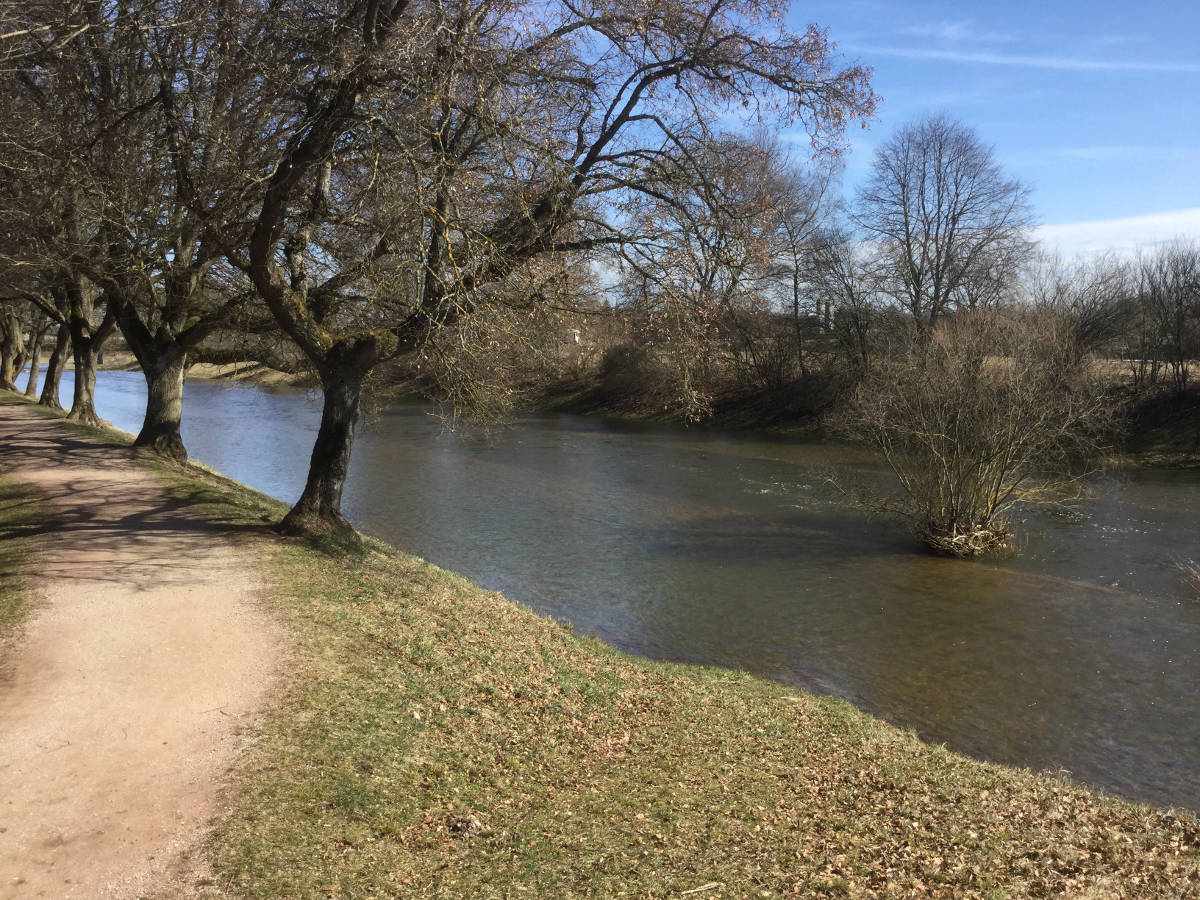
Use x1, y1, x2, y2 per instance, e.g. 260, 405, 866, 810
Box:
39, 324, 70, 410
0, 353, 15, 391
133, 353, 189, 461
23, 322, 49, 397
107, 277, 239, 463
65, 289, 116, 426
280, 363, 364, 539
276, 336, 384, 540
0, 313, 20, 390
23, 347, 41, 396
67, 331, 102, 425
66, 315, 107, 426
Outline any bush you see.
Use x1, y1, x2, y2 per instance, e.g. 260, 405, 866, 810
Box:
596, 341, 719, 420
1182, 560, 1200, 600
843, 310, 1111, 557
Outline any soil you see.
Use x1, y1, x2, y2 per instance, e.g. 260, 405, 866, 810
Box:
0, 401, 285, 899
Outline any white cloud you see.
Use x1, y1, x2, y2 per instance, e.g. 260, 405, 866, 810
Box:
849, 45, 1200, 73
1080, 34, 1151, 50
1035, 208, 1200, 258
1057, 146, 1200, 163
898, 20, 1015, 44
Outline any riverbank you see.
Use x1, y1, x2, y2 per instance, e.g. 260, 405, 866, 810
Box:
0, 398, 285, 898
93, 351, 312, 387
146, 351, 1200, 461
542, 371, 1200, 465
0, 475, 35, 645
1, 392, 1197, 897
1111, 385, 1200, 469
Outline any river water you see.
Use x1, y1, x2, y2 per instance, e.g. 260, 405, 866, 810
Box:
59, 370, 1200, 813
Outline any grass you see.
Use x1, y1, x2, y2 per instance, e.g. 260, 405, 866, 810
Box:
5, 394, 1200, 897
1106, 383, 1200, 469
0, 474, 38, 647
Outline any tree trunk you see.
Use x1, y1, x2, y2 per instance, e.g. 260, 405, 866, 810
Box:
23, 330, 45, 397
109, 287, 194, 462
279, 365, 364, 540
790, 270, 808, 379
0, 350, 15, 391
67, 318, 103, 426
39, 325, 70, 410
12, 349, 26, 383
23, 352, 40, 396
0, 315, 19, 390
133, 353, 189, 461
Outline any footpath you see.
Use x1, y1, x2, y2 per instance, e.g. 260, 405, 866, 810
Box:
0, 401, 284, 899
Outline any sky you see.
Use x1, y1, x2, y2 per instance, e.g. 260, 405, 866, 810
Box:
782, 0, 1200, 258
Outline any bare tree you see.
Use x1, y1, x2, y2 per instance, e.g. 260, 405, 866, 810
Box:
2, 0, 275, 455
843, 309, 1111, 557
616, 135, 815, 411
771, 166, 836, 381
1140, 240, 1200, 392
223, 0, 875, 537
854, 115, 1034, 328
1021, 250, 1134, 364
0, 2, 120, 426
803, 228, 884, 373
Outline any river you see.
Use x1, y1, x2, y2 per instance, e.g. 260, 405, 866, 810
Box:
55, 369, 1200, 813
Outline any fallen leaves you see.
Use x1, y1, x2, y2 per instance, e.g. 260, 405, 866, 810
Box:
202, 534, 1200, 898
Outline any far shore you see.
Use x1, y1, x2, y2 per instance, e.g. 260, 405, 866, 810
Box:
80, 350, 1200, 469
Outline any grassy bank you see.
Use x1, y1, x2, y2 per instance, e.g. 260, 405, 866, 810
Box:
1112, 385, 1200, 469
4, 396, 1199, 897
91, 350, 312, 387
0, 474, 36, 645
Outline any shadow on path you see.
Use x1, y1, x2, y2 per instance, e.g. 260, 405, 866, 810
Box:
0, 398, 286, 900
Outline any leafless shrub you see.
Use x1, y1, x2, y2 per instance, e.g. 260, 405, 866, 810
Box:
842, 309, 1112, 557
1140, 241, 1200, 392
1021, 251, 1135, 364
1181, 560, 1200, 600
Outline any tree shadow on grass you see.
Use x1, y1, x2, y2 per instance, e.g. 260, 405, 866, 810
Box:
0, 402, 281, 591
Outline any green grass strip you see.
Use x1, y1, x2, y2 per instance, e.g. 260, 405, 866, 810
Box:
0, 473, 38, 645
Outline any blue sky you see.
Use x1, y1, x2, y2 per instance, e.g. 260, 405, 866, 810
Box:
785, 0, 1200, 255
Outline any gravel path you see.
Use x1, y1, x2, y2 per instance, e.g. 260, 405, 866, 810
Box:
0, 402, 285, 898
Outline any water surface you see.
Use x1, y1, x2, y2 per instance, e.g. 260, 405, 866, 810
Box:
66, 370, 1200, 813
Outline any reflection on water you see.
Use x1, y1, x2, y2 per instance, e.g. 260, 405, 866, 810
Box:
73, 370, 1200, 812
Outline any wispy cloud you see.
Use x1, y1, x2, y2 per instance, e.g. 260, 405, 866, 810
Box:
1079, 34, 1151, 51
897, 20, 1015, 44
849, 45, 1200, 73
1058, 146, 1200, 162
912, 83, 1052, 109
1036, 208, 1200, 258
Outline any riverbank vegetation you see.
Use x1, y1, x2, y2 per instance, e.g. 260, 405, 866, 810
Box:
5, 396, 1193, 897
0, 0, 877, 540
0, 474, 35, 644
1, 2, 1197, 553
839, 312, 1111, 557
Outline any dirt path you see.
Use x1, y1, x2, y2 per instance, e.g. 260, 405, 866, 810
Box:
0, 402, 285, 898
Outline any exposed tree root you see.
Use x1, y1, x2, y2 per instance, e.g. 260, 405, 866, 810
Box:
278, 506, 365, 553
132, 430, 188, 464
921, 523, 1011, 558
